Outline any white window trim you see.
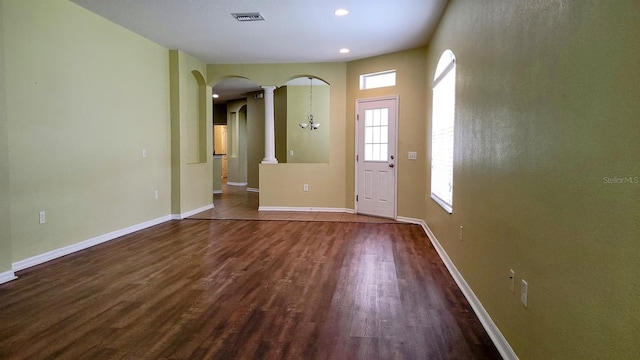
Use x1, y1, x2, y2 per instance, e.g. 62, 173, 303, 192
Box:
430, 50, 456, 214
433, 59, 455, 88
359, 69, 396, 90
431, 193, 453, 214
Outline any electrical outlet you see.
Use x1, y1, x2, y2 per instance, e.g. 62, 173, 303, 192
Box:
459, 225, 463, 240
154, 190, 159, 199
142, 148, 147, 158
39, 211, 46, 224
521, 279, 528, 307
509, 269, 515, 293
303, 184, 309, 192
290, 150, 294, 156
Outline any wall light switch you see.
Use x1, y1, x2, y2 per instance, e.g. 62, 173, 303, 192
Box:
154, 190, 159, 199
408, 151, 417, 160
39, 211, 46, 224
290, 150, 294, 156
521, 279, 528, 307
142, 148, 147, 158
303, 184, 309, 192
509, 269, 515, 293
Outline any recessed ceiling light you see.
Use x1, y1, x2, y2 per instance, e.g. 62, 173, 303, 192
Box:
212, 94, 219, 98
339, 48, 350, 54
334, 9, 349, 16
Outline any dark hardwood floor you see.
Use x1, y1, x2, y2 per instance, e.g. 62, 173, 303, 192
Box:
0, 220, 501, 359
190, 184, 398, 223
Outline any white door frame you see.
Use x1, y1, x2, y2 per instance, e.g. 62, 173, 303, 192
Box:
354, 95, 399, 218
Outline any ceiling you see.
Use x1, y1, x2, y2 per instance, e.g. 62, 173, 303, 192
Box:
71, 0, 449, 101
211, 78, 262, 103
212, 77, 329, 103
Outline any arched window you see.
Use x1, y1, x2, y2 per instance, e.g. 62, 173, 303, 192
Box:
431, 50, 456, 213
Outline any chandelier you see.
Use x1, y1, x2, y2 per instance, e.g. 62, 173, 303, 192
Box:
299, 77, 320, 130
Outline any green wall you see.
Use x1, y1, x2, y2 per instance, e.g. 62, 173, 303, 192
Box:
246, 92, 265, 190
4, 2, 637, 358
274, 87, 287, 164
0, 0, 12, 275
212, 156, 222, 193
185, 68, 201, 164
4, 0, 172, 262
169, 50, 213, 215
425, 0, 640, 358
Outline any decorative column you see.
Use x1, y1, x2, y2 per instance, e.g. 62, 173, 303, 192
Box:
261, 85, 278, 164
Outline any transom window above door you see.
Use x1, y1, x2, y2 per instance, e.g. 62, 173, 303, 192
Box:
359, 70, 397, 90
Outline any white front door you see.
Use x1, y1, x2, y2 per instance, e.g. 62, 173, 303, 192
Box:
356, 97, 397, 218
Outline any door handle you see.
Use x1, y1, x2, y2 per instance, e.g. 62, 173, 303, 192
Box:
389, 163, 394, 168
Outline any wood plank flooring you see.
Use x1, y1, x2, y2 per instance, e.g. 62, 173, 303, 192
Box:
190, 184, 397, 223
0, 220, 500, 359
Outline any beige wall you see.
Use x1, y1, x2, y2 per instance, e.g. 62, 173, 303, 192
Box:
425, 0, 640, 358
226, 100, 247, 184
169, 50, 213, 215
207, 63, 347, 209
346, 48, 428, 219
213, 125, 226, 155
286, 85, 330, 164
0, 0, 12, 274
4, 0, 172, 261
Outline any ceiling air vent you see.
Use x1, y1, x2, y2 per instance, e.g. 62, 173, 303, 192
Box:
231, 12, 266, 22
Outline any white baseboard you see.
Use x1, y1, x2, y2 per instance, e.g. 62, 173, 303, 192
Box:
259, 206, 354, 213
397, 216, 518, 360
226, 182, 247, 187
12, 214, 173, 273
213, 190, 222, 194
246, 187, 259, 193
0, 270, 17, 285
396, 216, 424, 225
171, 204, 214, 220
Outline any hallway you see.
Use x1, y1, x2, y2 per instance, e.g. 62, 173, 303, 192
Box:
189, 184, 398, 223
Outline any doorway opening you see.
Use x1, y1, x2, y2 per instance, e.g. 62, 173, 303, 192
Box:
213, 125, 228, 180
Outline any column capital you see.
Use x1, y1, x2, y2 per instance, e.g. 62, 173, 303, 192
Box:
261, 85, 276, 93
